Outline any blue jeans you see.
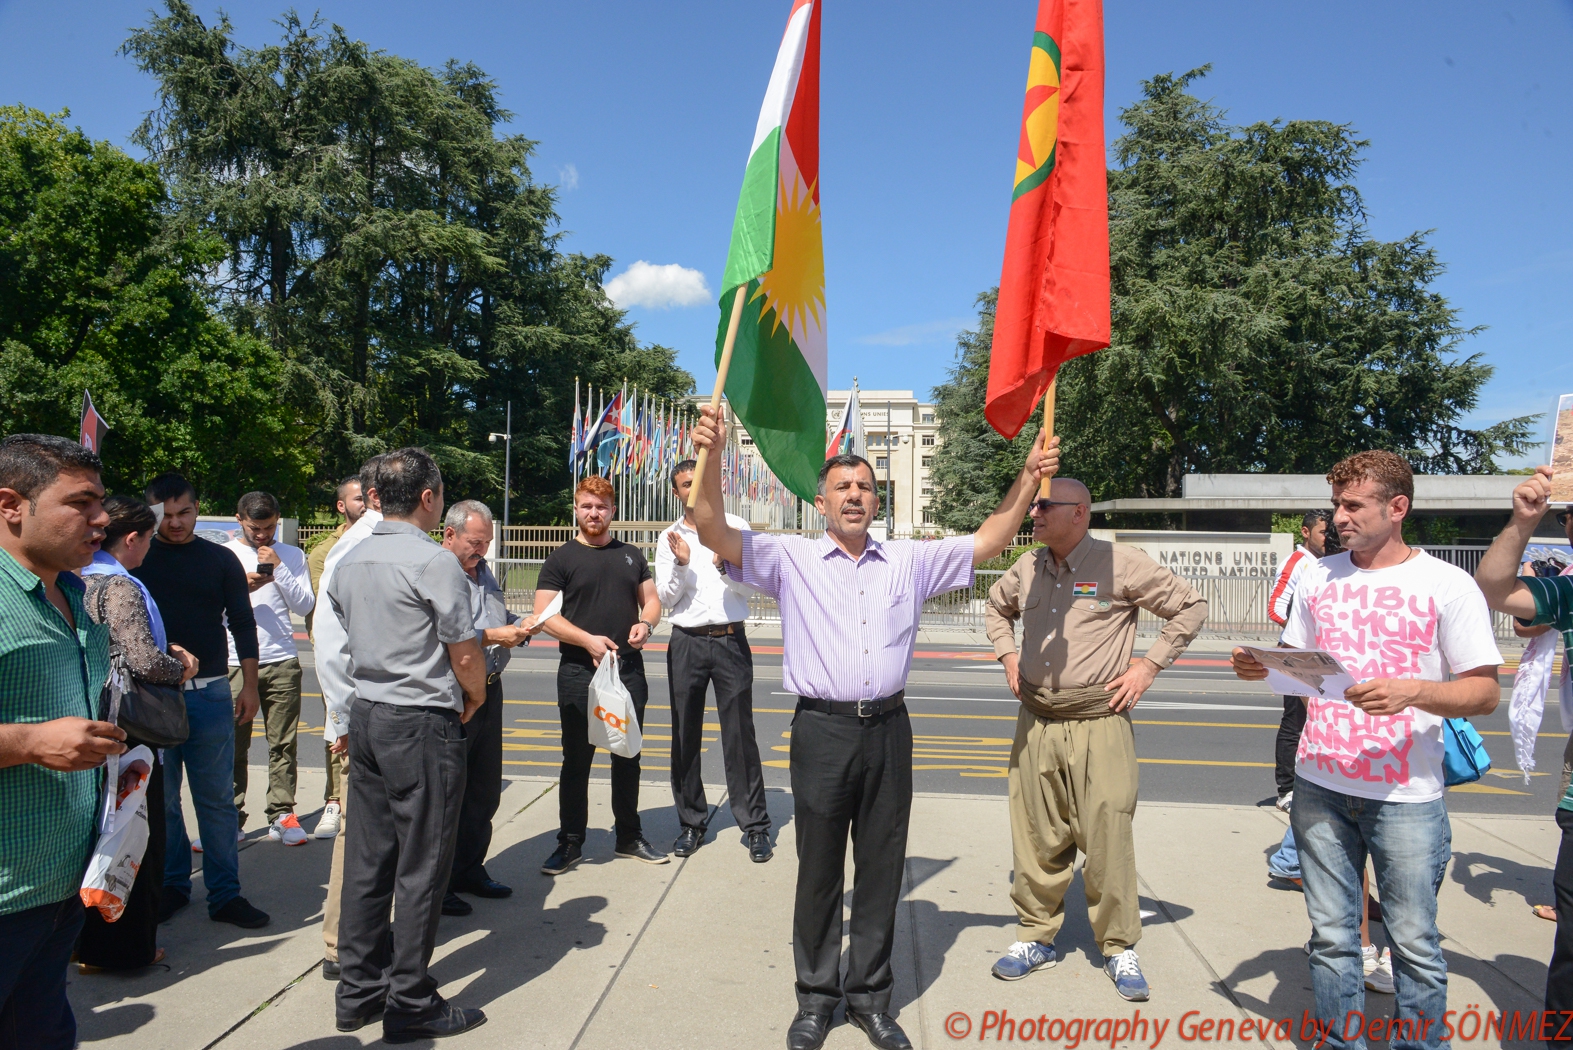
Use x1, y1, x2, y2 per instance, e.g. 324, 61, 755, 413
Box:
0, 896, 84, 1050
164, 677, 242, 913
1269, 826, 1301, 879
1292, 776, 1449, 1050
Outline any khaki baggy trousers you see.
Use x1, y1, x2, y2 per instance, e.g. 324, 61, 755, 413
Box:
1007, 707, 1141, 955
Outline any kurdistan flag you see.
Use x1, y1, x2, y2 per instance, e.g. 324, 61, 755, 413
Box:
715, 0, 825, 502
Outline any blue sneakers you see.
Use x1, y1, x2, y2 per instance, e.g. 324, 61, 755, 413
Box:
1105, 949, 1150, 1001
991, 940, 1057, 981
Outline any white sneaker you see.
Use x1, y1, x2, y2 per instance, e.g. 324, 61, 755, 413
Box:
268, 813, 309, 846
1363, 944, 1395, 993
1276, 791, 1293, 812
191, 837, 202, 853
315, 801, 342, 839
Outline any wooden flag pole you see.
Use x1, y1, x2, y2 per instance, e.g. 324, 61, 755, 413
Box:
688, 285, 749, 508
1038, 375, 1057, 497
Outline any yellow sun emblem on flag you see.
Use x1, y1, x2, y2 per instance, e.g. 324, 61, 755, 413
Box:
1013, 31, 1061, 201
752, 172, 825, 342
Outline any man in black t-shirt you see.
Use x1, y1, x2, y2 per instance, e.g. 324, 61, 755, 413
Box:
532, 476, 665, 874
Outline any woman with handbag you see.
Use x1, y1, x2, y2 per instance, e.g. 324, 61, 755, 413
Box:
77, 496, 198, 972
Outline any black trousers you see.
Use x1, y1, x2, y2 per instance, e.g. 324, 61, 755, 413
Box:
1548, 807, 1573, 1037
337, 700, 466, 1025
557, 656, 648, 845
77, 748, 164, 969
667, 627, 769, 834
1275, 696, 1306, 796
449, 677, 504, 889
0, 896, 83, 1050
789, 705, 913, 1014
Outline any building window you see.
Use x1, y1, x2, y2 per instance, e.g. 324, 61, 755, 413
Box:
922, 507, 937, 525
922, 486, 934, 496
921, 456, 933, 468
740, 435, 753, 445
921, 412, 934, 423
867, 433, 886, 448
921, 435, 935, 447
875, 456, 889, 470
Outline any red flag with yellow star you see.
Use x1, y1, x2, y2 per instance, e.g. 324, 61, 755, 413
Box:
985, 0, 1110, 440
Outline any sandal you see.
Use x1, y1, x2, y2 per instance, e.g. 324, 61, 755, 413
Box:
78, 947, 165, 975
1534, 905, 1558, 922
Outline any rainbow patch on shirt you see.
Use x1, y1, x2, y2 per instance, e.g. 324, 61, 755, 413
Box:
1072, 582, 1098, 597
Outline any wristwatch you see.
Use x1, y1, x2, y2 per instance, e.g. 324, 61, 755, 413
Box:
638, 619, 657, 632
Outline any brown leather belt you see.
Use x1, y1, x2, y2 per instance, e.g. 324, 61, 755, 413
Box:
675, 622, 741, 638
796, 691, 905, 718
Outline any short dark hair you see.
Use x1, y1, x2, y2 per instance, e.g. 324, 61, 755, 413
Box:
818, 453, 876, 496
145, 472, 196, 506
237, 491, 279, 521
336, 475, 362, 501
1301, 509, 1328, 531
102, 495, 156, 548
357, 454, 386, 495
670, 459, 697, 489
1327, 451, 1414, 505
374, 447, 442, 517
0, 434, 101, 506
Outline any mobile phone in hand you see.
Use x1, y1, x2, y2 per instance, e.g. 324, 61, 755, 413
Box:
257, 562, 274, 576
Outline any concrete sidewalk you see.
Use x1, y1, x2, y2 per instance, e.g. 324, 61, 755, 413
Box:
68, 766, 1557, 1050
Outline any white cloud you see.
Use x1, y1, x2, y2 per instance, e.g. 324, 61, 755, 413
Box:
857, 317, 973, 347
557, 163, 579, 190
604, 261, 712, 310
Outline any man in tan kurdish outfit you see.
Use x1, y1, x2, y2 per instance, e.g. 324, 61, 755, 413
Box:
984, 478, 1206, 1002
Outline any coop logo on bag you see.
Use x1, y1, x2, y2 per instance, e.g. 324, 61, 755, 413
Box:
594, 704, 628, 732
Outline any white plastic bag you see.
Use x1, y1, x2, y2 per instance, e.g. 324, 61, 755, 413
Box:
80, 745, 154, 922
586, 652, 641, 758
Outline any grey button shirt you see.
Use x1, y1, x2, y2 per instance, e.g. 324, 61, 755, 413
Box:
467, 557, 518, 676
327, 519, 474, 712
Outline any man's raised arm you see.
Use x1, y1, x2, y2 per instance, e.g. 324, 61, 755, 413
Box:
689, 404, 743, 567
1476, 465, 1553, 620
971, 430, 1058, 566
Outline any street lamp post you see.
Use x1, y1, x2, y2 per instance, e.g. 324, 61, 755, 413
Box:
488, 400, 513, 531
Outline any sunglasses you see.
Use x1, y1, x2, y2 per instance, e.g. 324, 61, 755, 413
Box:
1030, 499, 1081, 514
1559, 511, 1571, 527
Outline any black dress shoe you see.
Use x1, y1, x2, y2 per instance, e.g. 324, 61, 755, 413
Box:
441, 892, 473, 916
673, 826, 703, 857
210, 896, 270, 929
336, 1003, 384, 1033
614, 835, 670, 864
383, 1003, 487, 1044
747, 829, 774, 863
322, 958, 340, 980
453, 877, 512, 899
846, 1010, 913, 1050
157, 887, 189, 924
786, 1010, 832, 1050
542, 841, 582, 875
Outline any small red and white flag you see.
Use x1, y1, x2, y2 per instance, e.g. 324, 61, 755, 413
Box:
78, 390, 110, 453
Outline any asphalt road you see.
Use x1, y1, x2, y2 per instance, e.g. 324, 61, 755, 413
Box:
257, 635, 1562, 819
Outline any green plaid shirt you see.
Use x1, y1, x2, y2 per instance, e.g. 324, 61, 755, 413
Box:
1521, 574, 1573, 812
0, 546, 110, 914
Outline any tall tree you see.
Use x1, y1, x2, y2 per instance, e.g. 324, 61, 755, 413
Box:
0, 105, 312, 507
123, 3, 690, 520
931, 69, 1535, 529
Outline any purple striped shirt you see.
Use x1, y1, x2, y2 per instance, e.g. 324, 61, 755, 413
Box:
736, 532, 975, 701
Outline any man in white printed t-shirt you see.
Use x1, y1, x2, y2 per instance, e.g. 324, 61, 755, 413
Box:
1233, 451, 1501, 1050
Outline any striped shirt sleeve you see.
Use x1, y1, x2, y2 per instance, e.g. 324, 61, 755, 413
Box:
737, 530, 787, 599
913, 535, 975, 602
1268, 550, 1306, 626
1522, 574, 1573, 629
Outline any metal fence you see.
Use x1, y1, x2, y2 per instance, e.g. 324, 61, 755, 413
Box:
492, 546, 1521, 642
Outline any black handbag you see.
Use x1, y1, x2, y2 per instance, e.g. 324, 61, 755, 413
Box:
106, 649, 189, 748
91, 584, 190, 748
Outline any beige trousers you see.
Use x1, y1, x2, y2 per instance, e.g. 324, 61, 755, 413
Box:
321, 749, 350, 961
1007, 707, 1141, 955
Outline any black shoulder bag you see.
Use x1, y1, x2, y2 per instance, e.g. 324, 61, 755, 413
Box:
92, 584, 190, 748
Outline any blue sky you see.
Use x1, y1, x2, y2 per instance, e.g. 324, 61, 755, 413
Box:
3, 0, 1570, 464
